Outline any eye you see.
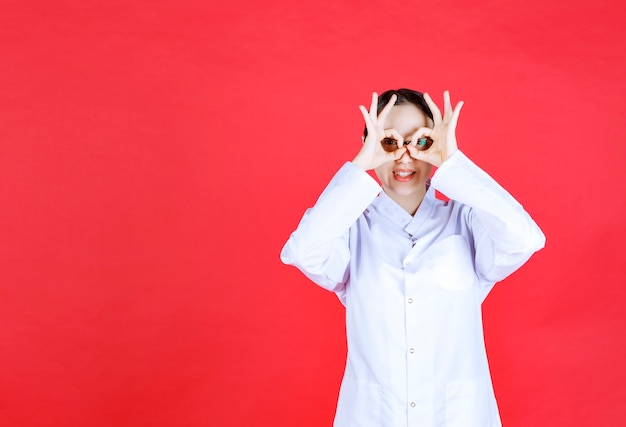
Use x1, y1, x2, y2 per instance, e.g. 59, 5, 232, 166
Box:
416, 137, 434, 150
381, 137, 398, 152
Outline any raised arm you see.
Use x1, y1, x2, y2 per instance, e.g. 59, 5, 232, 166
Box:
407, 91, 545, 285
280, 163, 380, 293
280, 93, 405, 292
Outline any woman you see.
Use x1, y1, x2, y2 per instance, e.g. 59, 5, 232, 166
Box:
280, 89, 545, 427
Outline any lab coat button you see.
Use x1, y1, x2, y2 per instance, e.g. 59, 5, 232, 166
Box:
410, 402, 416, 408
404, 261, 412, 267
407, 298, 413, 303
409, 348, 415, 353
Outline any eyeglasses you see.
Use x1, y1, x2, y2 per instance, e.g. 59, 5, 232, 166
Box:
380, 136, 433, 152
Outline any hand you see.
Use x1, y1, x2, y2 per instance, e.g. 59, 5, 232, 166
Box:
352, 92, 408, 171
406, 91, 464, 167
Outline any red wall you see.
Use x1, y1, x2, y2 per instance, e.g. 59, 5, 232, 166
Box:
1, 0, 625, 425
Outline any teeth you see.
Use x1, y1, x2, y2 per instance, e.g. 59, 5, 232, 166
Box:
395, 171, 414, 177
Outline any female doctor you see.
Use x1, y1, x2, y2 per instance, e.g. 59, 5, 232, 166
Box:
280, 89, 545, 427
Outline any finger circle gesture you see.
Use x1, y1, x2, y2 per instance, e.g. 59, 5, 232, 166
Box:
406, 91, 464, 167
352, 93, 409, 171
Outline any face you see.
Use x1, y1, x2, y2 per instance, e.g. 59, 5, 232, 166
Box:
374, 103, 434, 209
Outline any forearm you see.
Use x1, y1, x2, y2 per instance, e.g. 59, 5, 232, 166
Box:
280, 162, 381, 290
431, 151, 546, 281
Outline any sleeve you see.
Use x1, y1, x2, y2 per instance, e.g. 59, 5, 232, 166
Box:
430, 151, 546, 285
280, 162, 381, 293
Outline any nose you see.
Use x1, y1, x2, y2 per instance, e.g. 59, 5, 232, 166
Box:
397, 148, 413, 163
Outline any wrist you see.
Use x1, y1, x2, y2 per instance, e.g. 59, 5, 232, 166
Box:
351, 156, 370, 170
441, 147, 459, 164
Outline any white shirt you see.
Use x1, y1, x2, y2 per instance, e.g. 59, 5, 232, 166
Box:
281, 151, 545, 427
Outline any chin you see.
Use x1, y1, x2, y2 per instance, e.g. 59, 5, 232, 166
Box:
386, 184, 422, 196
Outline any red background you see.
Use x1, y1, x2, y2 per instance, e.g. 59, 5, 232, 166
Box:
1, 0, 625, 425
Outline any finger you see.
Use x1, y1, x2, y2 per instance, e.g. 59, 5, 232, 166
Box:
377, 94, 398, 128
384, 128, 404, 148
448, 101, 464, 130
359, 105, 375, 134
443, 90, 453, 122
409, 127, 433, 145
369, 92, 379, 124
423, 92, 442, 124
389, 146, 408, 161
406, 144, 426, 161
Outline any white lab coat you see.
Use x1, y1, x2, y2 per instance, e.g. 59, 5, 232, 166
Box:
281, 151, 545, 427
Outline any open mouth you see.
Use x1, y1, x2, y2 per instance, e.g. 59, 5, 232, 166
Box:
393, 170, 415, 181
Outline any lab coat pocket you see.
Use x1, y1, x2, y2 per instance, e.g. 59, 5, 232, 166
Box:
334, 375, 381, 426
427, 235, 475, 291
445, 377, 490, 427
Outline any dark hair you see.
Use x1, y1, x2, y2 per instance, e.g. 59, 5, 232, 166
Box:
363, 88, 433, 138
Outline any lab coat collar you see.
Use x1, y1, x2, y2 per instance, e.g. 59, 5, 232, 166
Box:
371, 179, 436, 238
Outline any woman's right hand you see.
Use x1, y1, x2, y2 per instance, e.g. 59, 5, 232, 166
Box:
352, 92, 407, 171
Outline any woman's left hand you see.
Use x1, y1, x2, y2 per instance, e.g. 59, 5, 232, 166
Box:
406, 91, 464, 167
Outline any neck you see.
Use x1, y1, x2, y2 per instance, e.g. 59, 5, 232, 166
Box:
383, 187, 427, 216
